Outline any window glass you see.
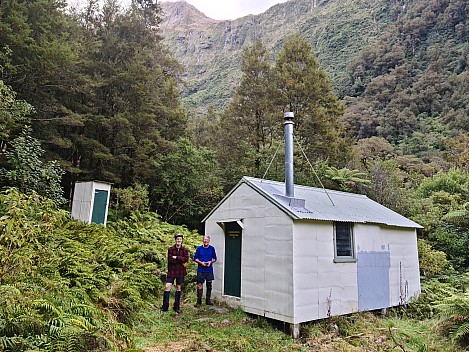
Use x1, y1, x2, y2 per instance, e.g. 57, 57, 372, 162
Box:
334, 222, 354, 260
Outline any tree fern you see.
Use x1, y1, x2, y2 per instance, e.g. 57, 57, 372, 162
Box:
324, 166, 371, 191
442, 202, 469, 227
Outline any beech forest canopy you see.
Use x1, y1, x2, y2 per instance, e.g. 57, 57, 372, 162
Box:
1, 0, 469, 273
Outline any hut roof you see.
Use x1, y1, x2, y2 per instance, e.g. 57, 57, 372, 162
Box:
203, 176, 422, 229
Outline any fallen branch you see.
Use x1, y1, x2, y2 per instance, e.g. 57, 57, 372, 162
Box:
344, 333, 365, 339
389, 326, 406, 352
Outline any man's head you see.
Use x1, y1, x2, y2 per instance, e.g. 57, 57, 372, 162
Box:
203, 235, 210, 248
174, 233, 183, 246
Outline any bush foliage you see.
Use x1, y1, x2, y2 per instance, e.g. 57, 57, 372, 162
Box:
0, 188, 200, 351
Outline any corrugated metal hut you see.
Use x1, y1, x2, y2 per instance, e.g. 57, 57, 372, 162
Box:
202, 113, 421, 337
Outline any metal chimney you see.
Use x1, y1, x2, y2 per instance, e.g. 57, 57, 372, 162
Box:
284, 112, 294, 198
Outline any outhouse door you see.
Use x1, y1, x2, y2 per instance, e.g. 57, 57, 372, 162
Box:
91, 189, 108, 225
223, 221, 242, 297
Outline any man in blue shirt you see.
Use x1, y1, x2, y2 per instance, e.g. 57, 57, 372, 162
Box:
194, 235, 217, 307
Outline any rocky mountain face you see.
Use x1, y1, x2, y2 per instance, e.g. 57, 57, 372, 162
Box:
159, 0, 393, 114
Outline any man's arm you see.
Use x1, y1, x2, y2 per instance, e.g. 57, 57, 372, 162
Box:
182, 248, 189, 263
211, 246, 217, 263
168, 248, 177, 263
193, 247, 203, 265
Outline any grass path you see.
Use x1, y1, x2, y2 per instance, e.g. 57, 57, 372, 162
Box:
134, 296, 464, 352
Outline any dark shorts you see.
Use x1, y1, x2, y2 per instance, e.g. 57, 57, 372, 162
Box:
166, 276, 184, 285
197, 271, 214, 284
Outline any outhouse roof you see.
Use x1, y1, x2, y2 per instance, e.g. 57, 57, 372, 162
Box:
204, 176, 422, 229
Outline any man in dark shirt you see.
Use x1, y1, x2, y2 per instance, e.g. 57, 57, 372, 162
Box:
194, 235, 217, 307
161, 233, 189, 313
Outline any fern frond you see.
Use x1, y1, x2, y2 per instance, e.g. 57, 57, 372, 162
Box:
452, 322, 469, 341
437, 295, 469, 318
32, 299, 62, 316
436, 293, 469, 342
0, 335, 16, 349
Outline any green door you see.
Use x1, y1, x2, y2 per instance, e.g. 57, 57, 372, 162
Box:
223, 222, 242, 297
91, 190, 108, 225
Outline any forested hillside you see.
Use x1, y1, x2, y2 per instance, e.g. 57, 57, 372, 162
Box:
342, 0, 469, 151
159, 0, 394, 112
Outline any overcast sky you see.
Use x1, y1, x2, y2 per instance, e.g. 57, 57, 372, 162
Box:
68, 1, 288, 21
161, 0, 289, 20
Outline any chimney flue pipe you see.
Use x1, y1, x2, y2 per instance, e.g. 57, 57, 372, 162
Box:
284, 112, 294, 198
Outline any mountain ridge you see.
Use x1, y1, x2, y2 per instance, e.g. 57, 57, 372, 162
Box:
159, 0, 392, 114
160, 1, 220, 26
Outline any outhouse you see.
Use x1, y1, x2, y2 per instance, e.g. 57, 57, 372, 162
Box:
71, 181, 111, 226
202, 113, 421, 337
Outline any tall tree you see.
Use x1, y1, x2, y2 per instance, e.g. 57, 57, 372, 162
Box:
0, 0, 78, 106
80, 0, 187, 184
218, 40, 281, 188
0, 0, 94, 197
17, 0, 188, 197
150, 138, 222, 229
274, 33, 346, 165
0, 81, 64, 204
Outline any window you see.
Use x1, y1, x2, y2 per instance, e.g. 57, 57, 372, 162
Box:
334, 222, 355, 262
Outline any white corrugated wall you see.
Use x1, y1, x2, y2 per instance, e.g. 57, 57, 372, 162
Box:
293, 220, 359, 323
206, 183, 295, 322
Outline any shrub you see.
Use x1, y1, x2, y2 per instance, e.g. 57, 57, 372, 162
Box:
417, 238, 448, 277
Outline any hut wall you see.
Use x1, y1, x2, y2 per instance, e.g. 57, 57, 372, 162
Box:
206, 184, 295, 321
293, 220, 358, 323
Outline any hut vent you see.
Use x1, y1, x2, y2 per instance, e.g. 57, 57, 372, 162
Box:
272, 111, 305, 208
284, 112, 295, 198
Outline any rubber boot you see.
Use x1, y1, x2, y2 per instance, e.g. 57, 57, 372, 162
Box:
160, 291, 170, 312
194, 288, 203, 307
205, 282, 213, 305
173, 290, 181, 313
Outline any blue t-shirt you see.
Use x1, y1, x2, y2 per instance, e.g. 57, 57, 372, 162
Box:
194, 245, 217, 273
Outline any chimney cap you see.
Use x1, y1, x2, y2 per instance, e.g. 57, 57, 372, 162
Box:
284, 112, 294, 120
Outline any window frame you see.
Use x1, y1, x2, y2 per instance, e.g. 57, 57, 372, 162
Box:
333, 221, 356, 263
